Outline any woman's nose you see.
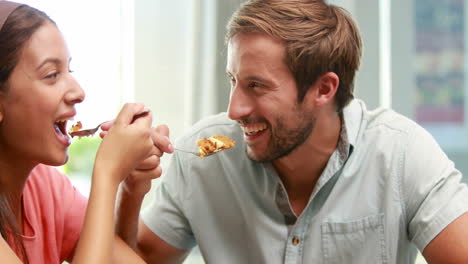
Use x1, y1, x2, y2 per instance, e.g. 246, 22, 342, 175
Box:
65, 75, 85, 105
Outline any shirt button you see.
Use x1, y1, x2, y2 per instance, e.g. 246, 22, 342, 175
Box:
292, 237, 300, 246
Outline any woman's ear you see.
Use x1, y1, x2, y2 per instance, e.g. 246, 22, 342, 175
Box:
308, 72, 339, 107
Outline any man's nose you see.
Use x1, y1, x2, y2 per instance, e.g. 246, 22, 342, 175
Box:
227, 86, 253, 121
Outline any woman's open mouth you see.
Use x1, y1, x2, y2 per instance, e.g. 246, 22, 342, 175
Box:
54, 119, 71, 145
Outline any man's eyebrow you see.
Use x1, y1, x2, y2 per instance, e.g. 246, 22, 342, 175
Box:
245, 75, 275, 85
225, 71, 276, 86
226, 71, 270, 81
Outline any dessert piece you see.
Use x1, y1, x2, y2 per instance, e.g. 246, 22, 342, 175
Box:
196, 135, 236, 158
68, 121, 103, 138
68, 121, 82, 136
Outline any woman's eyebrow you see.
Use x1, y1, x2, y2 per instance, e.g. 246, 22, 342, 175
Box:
35, 57, 62, 70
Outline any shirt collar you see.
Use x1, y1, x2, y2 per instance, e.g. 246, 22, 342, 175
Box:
342, 99, 365, 151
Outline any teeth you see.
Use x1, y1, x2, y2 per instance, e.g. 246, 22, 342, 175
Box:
241, 123, 267, 134
56, 117, 74, 123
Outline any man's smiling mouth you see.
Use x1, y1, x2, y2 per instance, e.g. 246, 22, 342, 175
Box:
240, 123, 267, 135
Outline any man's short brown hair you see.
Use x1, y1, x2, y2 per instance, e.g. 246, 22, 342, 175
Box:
226, 0, 362, 111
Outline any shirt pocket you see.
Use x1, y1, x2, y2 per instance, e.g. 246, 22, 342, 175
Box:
321, 213, 387, 264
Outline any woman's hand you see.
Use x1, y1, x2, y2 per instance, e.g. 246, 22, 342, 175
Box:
94, 103, 154, 187
121, 124, 173, 196
100, 116, 174, 196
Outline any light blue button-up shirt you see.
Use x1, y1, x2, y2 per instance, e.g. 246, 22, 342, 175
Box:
143, 99, 468, 263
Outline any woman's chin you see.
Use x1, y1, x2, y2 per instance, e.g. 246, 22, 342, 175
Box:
44, 153, 69, 167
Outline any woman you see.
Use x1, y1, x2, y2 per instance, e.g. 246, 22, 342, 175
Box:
0, 1, 167, 263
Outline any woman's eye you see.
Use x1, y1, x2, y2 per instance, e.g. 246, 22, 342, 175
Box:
45, 72, 59, 79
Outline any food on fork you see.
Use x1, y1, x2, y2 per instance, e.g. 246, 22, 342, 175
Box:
67, 110, 150, 139
68, 121, 103, 138
197, 135, 236, 158
68, 121, 82, 135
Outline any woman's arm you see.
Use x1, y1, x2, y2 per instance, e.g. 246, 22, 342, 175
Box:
0, 236, 22, 263
71, 165, 122, 263
71, 103, 154, 264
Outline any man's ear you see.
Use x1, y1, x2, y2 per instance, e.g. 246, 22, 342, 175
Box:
309, 72, 339, 107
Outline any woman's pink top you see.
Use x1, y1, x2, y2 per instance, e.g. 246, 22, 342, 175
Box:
21, 164, 87, 264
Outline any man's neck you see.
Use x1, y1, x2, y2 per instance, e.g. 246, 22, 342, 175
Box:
273, 111, 342, 215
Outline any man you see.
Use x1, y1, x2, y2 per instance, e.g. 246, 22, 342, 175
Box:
116, 0, 468, 263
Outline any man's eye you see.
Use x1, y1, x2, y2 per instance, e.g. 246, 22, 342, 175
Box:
248, 82, 261, 88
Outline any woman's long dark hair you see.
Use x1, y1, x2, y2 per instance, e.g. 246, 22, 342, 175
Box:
0, 4, 55, 263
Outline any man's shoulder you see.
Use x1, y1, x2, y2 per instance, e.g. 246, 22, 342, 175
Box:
345, 99, 428, 146
364, 105, 426, 137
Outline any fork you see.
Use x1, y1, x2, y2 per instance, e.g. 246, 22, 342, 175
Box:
69, 110, 150, 138
174, 147, 222, 158
69, 121, 106, 138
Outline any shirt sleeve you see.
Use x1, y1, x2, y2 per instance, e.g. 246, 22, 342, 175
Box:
402, 125, 468, 250
142, 152, 196, 250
